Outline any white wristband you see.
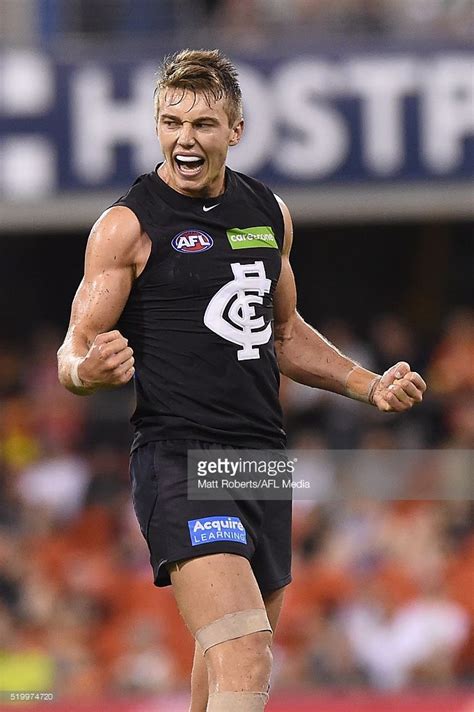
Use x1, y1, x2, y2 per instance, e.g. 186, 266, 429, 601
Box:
71, 359, 85, 388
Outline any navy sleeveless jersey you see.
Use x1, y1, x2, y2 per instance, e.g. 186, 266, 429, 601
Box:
114, 166, 286, 451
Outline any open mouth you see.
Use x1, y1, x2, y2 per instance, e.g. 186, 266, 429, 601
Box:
174, 154, 205, 177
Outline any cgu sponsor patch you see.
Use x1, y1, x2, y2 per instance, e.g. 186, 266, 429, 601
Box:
172, 229, 214, 253
188, 516, 247, 546
226, 227, 278, 250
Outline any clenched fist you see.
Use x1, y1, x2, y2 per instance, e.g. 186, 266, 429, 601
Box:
371, 361, 426, 412
78, 330, 135, 389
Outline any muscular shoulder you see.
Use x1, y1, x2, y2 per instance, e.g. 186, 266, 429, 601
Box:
86, 206, 150, 278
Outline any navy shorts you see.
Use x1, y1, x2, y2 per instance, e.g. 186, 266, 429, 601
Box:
129, 440, 292, 594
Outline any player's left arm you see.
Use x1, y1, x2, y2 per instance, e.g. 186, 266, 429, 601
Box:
272, 197, 426, 412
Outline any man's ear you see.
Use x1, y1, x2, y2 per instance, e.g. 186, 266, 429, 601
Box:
229, 118, 244, 146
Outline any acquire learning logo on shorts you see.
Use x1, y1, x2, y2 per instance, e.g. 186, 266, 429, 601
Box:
171, 229, 214, 253
188, 516, 247, 546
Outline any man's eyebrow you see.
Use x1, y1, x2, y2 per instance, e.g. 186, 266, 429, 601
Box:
193, 116, 220, 123
160, 113, 219, 124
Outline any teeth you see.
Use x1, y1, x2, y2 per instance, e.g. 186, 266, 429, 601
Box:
176, 155, 202, 163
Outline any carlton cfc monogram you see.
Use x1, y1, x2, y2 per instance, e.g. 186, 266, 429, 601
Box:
204, 261, 272, 361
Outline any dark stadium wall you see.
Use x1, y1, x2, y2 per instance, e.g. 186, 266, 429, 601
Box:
291, 222, 473, 337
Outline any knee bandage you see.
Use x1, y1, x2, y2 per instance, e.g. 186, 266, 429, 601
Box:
195, 608, 272, 654
207, 691, 269, 711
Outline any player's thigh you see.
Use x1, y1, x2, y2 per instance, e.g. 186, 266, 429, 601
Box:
188, 585, 286, 664
169, 552, 266, 634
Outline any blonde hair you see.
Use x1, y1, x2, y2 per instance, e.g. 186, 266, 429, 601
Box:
154, 49, 242, 127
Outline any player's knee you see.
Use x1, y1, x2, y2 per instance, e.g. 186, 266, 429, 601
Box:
241, 629, 273, 678
195, 608, 273, 688
207, 630, 273, 688
229, 629, 272, 670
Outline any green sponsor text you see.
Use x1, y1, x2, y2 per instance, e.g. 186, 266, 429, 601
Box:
226, 227, 278, 250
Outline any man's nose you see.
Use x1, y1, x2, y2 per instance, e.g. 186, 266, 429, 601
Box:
177, 121, 195, 146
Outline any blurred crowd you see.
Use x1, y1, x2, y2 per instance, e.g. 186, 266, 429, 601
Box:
1, 0, 472, 45
0, 307, 473, 698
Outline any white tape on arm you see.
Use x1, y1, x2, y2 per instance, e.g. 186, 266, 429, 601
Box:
345, 364, 381, 405
70, 358, 86, 389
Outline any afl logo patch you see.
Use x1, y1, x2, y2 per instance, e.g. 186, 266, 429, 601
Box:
172, 229, 214, 253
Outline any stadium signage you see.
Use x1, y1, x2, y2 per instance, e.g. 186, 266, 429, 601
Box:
0, 48, 472, 200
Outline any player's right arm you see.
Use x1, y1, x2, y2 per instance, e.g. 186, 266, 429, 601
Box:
57, 206, 150, 395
